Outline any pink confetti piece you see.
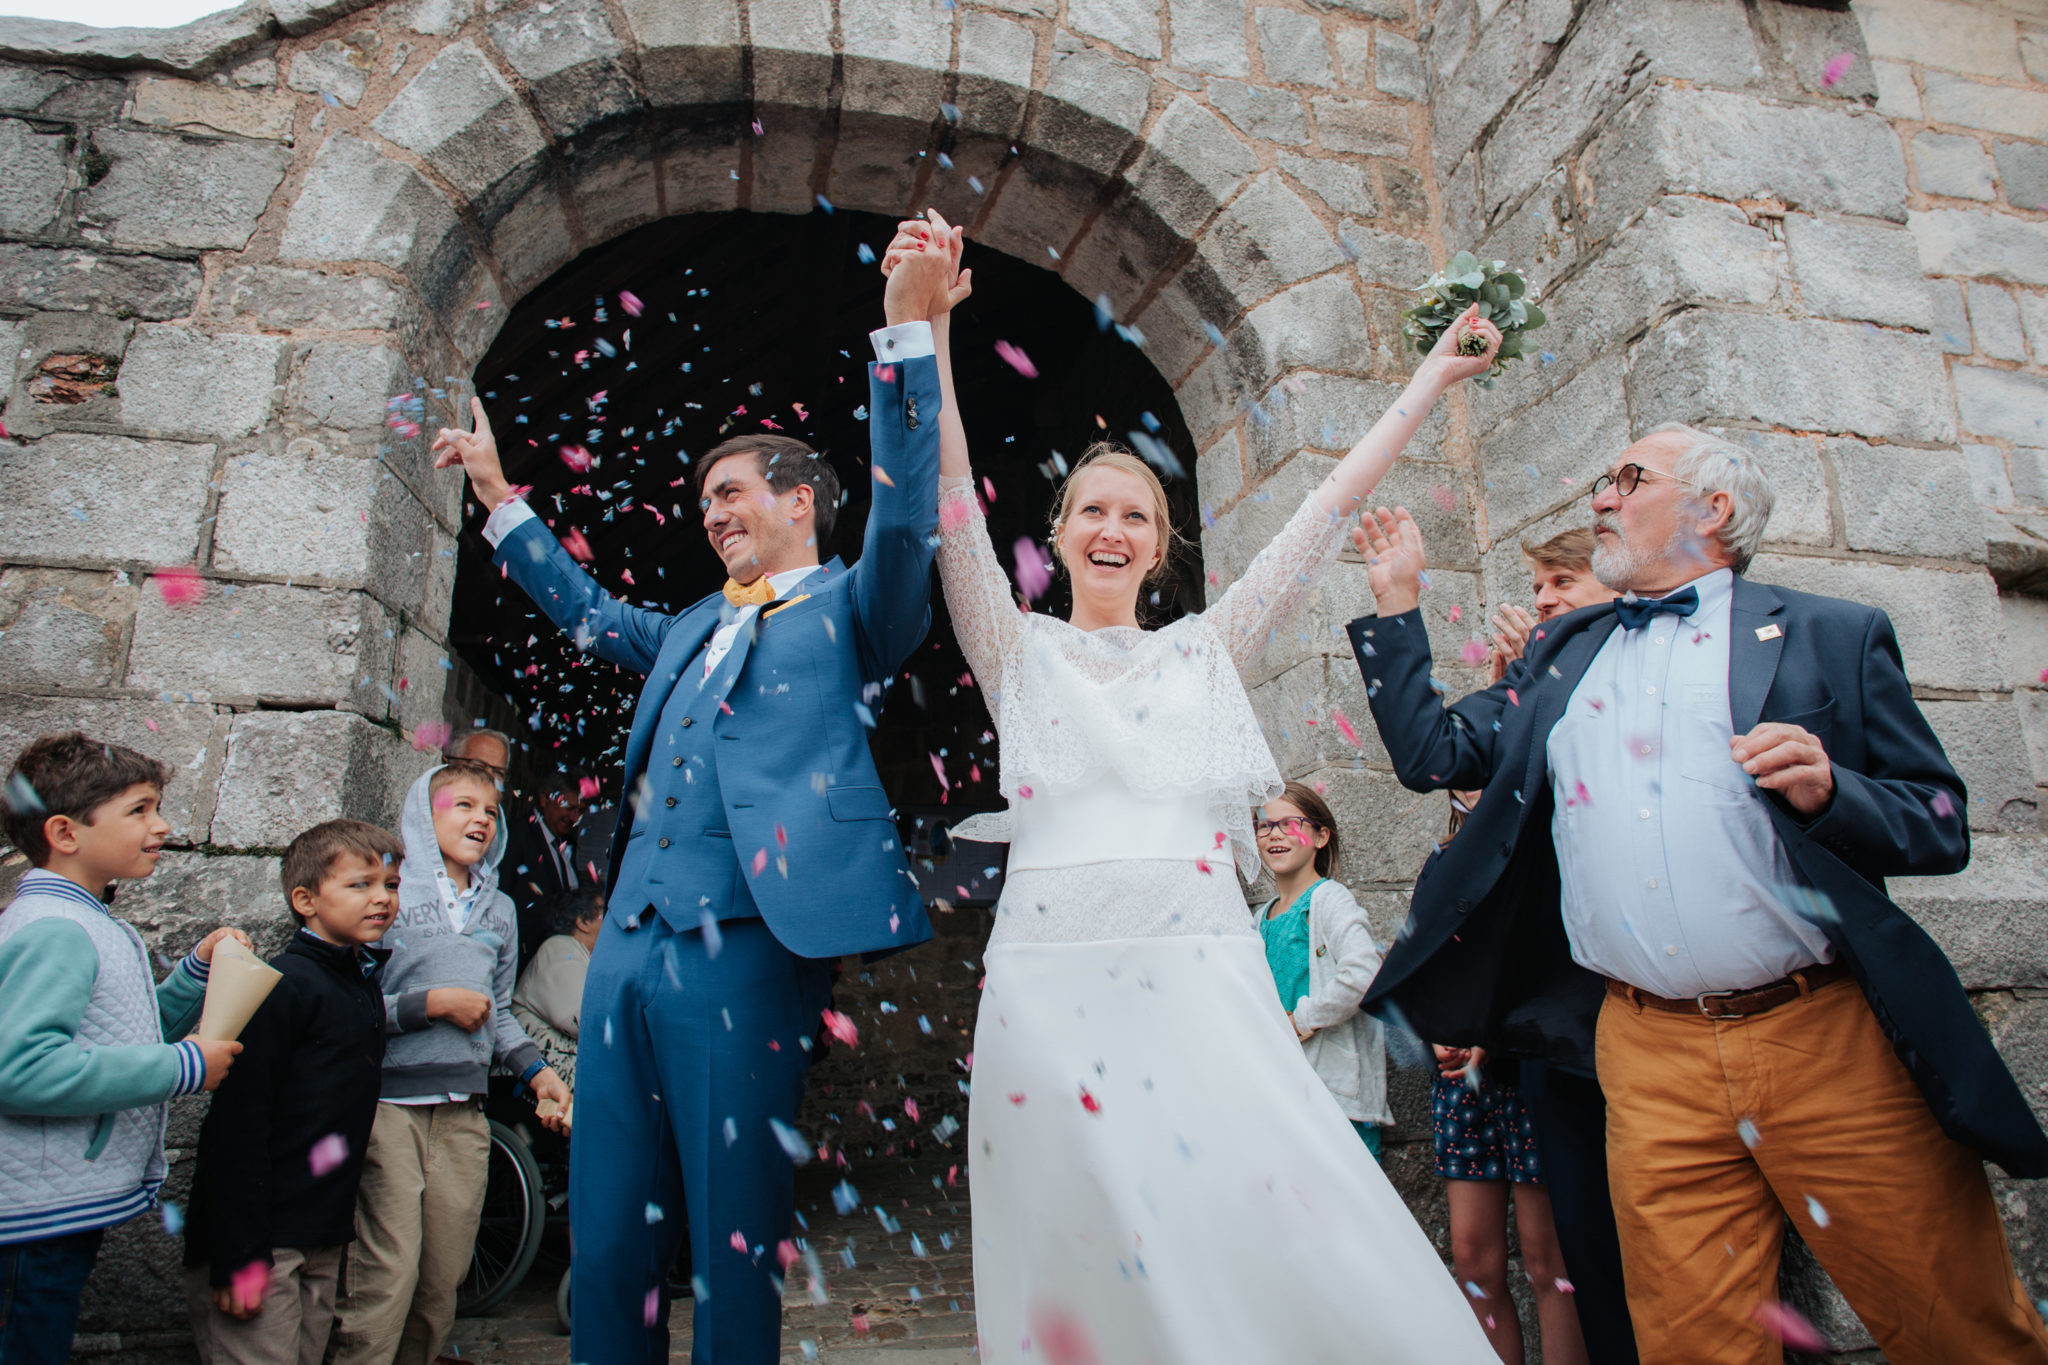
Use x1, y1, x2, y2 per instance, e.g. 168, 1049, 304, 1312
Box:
308, 1132, 349, 1177
230, 1260, 269, 1307
905, 1098, 920, 1120
873, 465, 895, 488
144, 717, 160, 732
1018, 784, 1034, 799
1751, 1302, 1826, 1352
155, 566, 205, 607
1331, 707, 1361, 748
1031, 1304, 1104, 1365
644, 1287, 661, 1326
983, 475, 997, 503
561, 527, 595, 563
822, 1009, 860, 1047
619, 290, 644, 317
474, 298, 490, 309
875, 364, 895, 383
1214, 831, 1227, 849
1931, 790, 1956, 819
559, 443, 594, 472
1008, 1092, 1027, 1106
1460, 639, 1489, 666
775, 823, 788, 849
930, 752, 950, 790
1821, 51, 1854, 87
1507, 687, 1520, 707
1078, 1088, 1102, 1114
578, 777, 601, 799
1430, 485, 1458, 513
1448, 604, 1462, 623
411, 721, 453, 754
994, 340, 1038, 378
793, 402, 808, 420
1195, 858, 1213, 875
1012, 537, 1051, 601
752, 848, 769, 875
730, 1230, 748, 1252
940, 498, 974, 532
777, 1239, 801, 1272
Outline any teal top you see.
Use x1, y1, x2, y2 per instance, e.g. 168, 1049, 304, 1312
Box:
1258, 880, 1322, 1016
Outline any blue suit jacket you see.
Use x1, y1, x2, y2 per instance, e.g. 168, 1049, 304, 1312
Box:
492, 355, 940, 961
1349, 574, 2048, 1178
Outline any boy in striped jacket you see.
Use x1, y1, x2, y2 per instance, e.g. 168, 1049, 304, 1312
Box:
0, 733, 246, 1365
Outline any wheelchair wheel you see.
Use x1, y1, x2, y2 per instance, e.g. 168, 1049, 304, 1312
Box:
556, 1267, 572, 1334
457, 1119, 546, 1316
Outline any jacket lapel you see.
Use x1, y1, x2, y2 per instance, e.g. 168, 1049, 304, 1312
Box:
1728, 575, 1786, 735
1517, 608, 1623, 814
618, 595, 723, 789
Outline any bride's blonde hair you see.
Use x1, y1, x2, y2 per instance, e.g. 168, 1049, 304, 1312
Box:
1049, 442, 1187, 584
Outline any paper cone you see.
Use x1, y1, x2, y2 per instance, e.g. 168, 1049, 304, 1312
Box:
196, 938, 283, 1043
536, 1096, 573, 1132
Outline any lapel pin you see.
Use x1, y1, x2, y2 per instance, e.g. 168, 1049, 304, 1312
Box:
1755, 624, 1783, 642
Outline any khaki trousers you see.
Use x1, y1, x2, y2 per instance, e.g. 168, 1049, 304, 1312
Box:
185, 1245, 342, 1365
1598, 976, 2048, 1365
329, 1100, 489, 1365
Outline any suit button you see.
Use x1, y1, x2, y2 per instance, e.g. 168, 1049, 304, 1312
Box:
1455, 897, 1471, 914
672, 756, 683, 767
658, 837, 671, 849
1499, 842, 1512, 858
665, 797, 676, 808
681, 716, 694, 728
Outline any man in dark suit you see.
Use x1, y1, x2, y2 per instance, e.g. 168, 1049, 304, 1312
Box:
499, 771, 585, 968
432, 237, 956, 1364
1349, 423, 2048, 1365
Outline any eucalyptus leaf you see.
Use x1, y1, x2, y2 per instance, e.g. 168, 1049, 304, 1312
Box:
1403, 248, 1550, 378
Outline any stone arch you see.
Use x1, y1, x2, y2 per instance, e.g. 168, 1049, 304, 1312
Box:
0, 0, 1449, 890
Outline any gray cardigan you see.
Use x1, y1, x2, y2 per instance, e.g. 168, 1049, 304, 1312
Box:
380, 766, 541, 1098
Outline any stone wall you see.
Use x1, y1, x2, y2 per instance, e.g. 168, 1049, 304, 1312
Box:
0, 0, 2042, 1356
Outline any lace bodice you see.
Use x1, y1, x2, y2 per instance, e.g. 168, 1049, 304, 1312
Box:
935, 474, 1352, 878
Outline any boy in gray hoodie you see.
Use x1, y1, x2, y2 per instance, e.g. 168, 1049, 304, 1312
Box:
329, 760, 568, 1365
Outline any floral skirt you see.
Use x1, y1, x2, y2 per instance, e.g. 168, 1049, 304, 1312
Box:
1432, 1069, 1542, 1184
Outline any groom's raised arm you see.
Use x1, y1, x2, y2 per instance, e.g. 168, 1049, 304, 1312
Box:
433, 399, 676, 677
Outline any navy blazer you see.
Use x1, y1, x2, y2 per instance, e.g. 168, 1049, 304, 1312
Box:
492, 354, 940, 960
1349, 574, 2048, 1178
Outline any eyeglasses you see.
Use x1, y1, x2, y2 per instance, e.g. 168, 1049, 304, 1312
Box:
1254, 816, 1321, 840
1590, 463, 1701, 499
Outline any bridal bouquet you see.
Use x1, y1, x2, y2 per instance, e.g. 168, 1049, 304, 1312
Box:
1401, 251, 1546, 384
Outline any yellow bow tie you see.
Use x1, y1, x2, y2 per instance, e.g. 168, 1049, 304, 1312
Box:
723, 576, 778, 608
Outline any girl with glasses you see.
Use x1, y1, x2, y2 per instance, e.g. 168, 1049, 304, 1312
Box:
1249, 782, 1392, 1158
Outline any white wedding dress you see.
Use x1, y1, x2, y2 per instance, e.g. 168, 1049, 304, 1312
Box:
937, 476, 1496, 1364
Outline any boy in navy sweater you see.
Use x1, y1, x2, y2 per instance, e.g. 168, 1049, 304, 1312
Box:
182, 819, 403, 1364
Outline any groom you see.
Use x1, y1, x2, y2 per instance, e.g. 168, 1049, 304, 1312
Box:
432, 240, 955, 1363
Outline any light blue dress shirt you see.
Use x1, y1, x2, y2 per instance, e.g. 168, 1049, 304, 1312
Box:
1545, 568, 1835, 997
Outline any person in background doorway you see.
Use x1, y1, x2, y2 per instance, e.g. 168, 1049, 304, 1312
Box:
510, 890, 602, 1090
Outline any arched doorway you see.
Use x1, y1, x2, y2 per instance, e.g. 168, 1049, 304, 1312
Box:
445, 204, 1203, 1240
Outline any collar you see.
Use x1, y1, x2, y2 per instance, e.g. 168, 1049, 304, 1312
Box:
1651, 566, 1733, 622
13, 868, 111, 914
293, 926, 391, 977
763, 564, 820, 597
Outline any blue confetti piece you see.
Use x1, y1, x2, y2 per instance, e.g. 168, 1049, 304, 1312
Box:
856, 242, 876, 264
816, 194, 834, 213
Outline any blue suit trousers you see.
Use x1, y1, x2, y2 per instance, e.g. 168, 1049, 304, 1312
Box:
569, 915, 833, 1365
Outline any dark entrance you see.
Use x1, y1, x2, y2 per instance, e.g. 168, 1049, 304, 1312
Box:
448, 207, 1204, 873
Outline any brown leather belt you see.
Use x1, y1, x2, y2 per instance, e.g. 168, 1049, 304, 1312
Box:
1606, 960, 1850, 1020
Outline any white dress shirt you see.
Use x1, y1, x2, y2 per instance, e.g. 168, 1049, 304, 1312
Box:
480, 320, 931, 675
1545, 568, 1835, 997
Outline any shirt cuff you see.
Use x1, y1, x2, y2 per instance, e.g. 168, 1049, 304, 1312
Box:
171, 1039, 207, 1097
870, 321, 934, 363
482, 497, 538, 548
178, 951, 210, 985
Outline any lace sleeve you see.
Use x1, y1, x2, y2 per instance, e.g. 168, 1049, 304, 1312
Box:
937, 474, 1027, 721
1205, 491, 1353, 672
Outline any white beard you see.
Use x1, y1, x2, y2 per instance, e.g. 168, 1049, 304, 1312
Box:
1591, 514, 1716, 592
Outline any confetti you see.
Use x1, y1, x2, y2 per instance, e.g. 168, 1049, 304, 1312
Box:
752, 848, 769, 875
308, 1132, 349, 1177
411, 721, 453, 754
822, 1009, 860, 1048
1821, 51, 1855, 87
770, 1117, 812, 1162
1013, 537, 1051, 601
161, 1201, 185, 1235
994, 340, 1038, 378
561, 527, 595, 563
230, 1261, 269, 1309
1079, 1088, 1102, 1114
559, 443, 594, 472
155, 566, 205, 608
730, 1230, 748, 1252
1460, 640, 1489, 666
1751, 1302, 1826, 1352
645, 1287, 662, 1326
1330, 707, 1361, 748
619, 290, 644, 317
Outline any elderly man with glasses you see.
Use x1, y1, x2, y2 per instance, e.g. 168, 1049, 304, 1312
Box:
1345, 422, 2048, 1364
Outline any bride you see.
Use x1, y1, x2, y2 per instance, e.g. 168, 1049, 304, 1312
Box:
884, 216, 1503, 1363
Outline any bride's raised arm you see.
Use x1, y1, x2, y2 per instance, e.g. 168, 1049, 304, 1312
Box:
1208, 307, 1500, 671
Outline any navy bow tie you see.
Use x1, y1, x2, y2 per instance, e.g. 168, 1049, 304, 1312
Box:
1613, 586, 1699, 631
